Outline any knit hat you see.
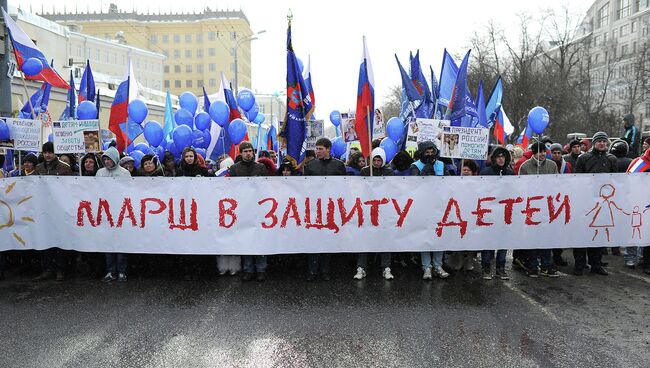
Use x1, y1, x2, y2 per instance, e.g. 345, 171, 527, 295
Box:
623, 114, 635, 128
549, 143, 563, 152
239, 141, 254, 152
119, 156, 135, 166
42, 141, 54, 153
592, 131, 609, 143
568, 139, 581, 149
23, 153, 38, 166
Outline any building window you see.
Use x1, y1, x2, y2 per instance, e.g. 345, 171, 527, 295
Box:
620, 24, 629, 36
618, 0, 631, 19
175, 80, 181, 88
185, 34, 192, 43
197, 80, 204, 88
186, 80, 193, 88
197, 64, 204, 73
162, 35, 169, 43
150, 35, 157, 44
208, 31, 216, 41
164, 80, 170, 88
209, 78, 217, 87
603, 32, 608, 44
631, 21, 637, 32
185, 49, 192, 58
633, 41, 637, 53
174, 34, 180, 43
164, 65, 170, 73
209, 48, 216, 56
196, 34, 203, 43
622, 44, 629, 55
174, 50, 180, 59
185, 64, 192, 72
197, 49, 203, 58
593, 35, 600, 46
598, 3, 609, 27
209, 63, 216, 71
613, 28, 618, 38
174, 65, 181, 73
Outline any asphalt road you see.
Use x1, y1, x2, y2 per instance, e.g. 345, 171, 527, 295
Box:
1, 252, 649, 368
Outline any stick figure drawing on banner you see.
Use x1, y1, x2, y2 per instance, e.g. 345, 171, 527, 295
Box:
585, 184, 627, 242
629, 205, 650, 239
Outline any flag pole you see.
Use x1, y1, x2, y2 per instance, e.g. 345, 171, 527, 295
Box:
367, 105, 373, 176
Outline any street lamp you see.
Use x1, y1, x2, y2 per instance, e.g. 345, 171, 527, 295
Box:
234, 30, 266, 95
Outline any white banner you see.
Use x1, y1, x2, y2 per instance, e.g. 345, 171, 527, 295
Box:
6, 118, 42, 151
1, 175, 649, 254
52, 120, 101, 154
440, 126, 489, 160
406, 119, 449, 150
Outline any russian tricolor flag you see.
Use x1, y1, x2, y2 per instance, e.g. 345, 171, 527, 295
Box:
354, 36, 375, 158
517, 124, 532, 148
206, 72, 243, 161
109, 59, 139, 152
2, 8, 69, 89
627, 158, 650, 173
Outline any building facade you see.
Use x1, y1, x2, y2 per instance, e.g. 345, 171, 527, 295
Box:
41, 4, 254, 98
580, 0, 650, 131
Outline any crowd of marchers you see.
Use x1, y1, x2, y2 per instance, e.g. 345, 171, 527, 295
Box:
1, 115, 649, 283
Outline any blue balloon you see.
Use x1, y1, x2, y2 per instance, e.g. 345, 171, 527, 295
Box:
253, 113, 265, 125
102, 141, 111, 151
194, 111, 211, 131
386, 117, 404, 142
331, 137, 346, 158
155, 146, 165, 162
245, 103, 259, 122
77, 101, 98, 120
236, 88, 256, 111
129, 150, 145, 169
380, 138, 397, 163
0, 120, 10, 140
179, 92, 198, 116
128, 99, 148, 125
329, 110, 342, 127
22, 58, 43, 76
143, 121, 164, 147
208, 100, 230, 127
192, 129, 205, 148
169, 142, 182, 159
134, 142, 150, 153
195, 148, 207, 160
173, 125, 193, 149
228, 118, 247, 145
528, 106, 550, 135
174, 108, 194, 129
202, 129, 212, 149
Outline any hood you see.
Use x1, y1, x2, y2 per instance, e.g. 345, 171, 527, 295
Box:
490, 146, 511, 167
371, 147, 386, 166
623, 113, 635, 128
417, 141, 438, 158
102, 147, 121, 170
257, 157, 276, 175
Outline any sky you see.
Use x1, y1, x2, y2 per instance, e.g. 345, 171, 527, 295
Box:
13, 0, 595, 121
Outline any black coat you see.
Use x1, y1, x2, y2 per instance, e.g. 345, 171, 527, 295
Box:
228, 160, 267, 177
304, 157, 346, 176
575, 149, 617, 173
360, 165, 395, 177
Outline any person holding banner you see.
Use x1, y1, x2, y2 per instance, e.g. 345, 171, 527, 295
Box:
96, 147, 131, 282
479, 147, 514, 280
18, 153, 38, 176
81, 153, 101, 177
519, 141, 559, 278
354, 148, 395, 280
32, 142, 73, 282
573, 132, 617, 276
228, 142, 268, 282
409, 141, 450, 280
304, 138, 347, 281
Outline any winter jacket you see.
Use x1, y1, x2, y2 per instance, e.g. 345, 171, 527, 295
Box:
574, 149, 617, 174
34, 158, 73, 176
623, 124, 639, 158
563, 152, 580, 169
96, 147, 131, 177
615, 157, 633, 173
519, 157, 558, 175
360, 165, 394, 176
304, 156, 347, 176
346, 166, 362, 176
479, 147, 514, 176
626, 148, 650, 173
514, 150, 533, 174
229, 159, 268, 177
138, 166, 165, 177
177, 163, 214, 177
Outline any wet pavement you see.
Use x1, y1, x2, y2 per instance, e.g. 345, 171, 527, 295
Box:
1, 252, 649, 368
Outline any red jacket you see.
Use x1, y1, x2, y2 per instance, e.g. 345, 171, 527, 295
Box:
514, 150, 533, 175
626, 148, 650, 173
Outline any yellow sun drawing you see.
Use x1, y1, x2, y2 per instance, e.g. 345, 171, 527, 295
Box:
0, 181, 34, 246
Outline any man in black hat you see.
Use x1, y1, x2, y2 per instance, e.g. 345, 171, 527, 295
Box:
229, 141, 268, 282
573, 131, 617, 276
563, 139, 582, 169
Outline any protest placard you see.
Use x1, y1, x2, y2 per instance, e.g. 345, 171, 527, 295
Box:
405, 119, 450, 150
306, 120, 324, 150
440, 126, 489, 160
52, 120, 101, 154
4, 118, 42, 151
341, 112, 358, 143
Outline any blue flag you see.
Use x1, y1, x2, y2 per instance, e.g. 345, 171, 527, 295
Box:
395, 54, 421, 150
485, 77, 503, 127
59, 70, 77, 120
438, 49, 459, 107
163, 90, 175, 140
202, 86, 211, 113
280, 22, 314, 164
476, 80, 488, 128
95, 89, 101, 119
430, 65, 442, 119
78, 59, 96, 103
410, 50, 434, 119
446, 50, 478, 126
19, 82, 51, 119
